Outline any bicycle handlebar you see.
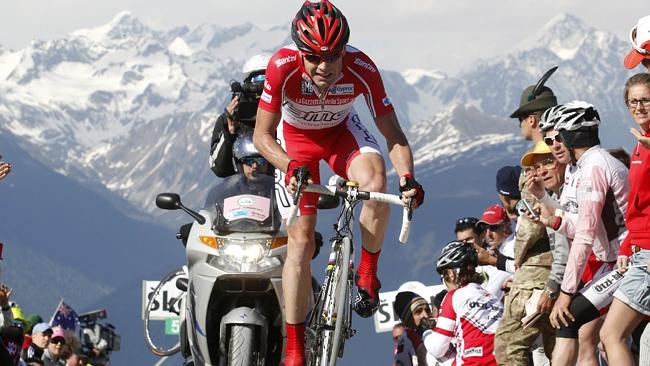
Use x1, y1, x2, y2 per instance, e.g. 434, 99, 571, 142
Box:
287, 183, 412, 243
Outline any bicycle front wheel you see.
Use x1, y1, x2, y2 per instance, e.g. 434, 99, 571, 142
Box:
310, 237, 352, 366
143, 268, 185, 357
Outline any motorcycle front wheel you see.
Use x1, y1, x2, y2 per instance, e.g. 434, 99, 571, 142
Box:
228, 324, 257, 366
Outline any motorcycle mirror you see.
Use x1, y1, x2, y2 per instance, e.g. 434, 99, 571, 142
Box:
156, 193, 181, 210
156, 193, 207, 225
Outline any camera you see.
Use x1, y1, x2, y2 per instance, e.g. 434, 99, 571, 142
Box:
230, 79, 264, 125
78, 309, 121, 362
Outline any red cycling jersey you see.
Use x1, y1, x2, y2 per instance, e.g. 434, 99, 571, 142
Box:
258, 44, 394, 215
258, 44, 394, 128
423, 283, 503, 366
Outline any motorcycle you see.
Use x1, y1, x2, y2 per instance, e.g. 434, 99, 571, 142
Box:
156, 173, 289, 366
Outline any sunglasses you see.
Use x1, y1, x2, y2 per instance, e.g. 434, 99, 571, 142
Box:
543, 133, 562, 146
303, 51, 342, 64
50, 338, 65, 345
455, 217, 478, 228
251, 74, 265, 83
486, 223, 507, 232
241, 157, 268, 167
531, 157, 557, 171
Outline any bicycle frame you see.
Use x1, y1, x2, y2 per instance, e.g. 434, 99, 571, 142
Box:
291, 179, 412, 366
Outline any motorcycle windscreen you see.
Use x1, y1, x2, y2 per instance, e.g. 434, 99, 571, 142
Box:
205, 174, 281, 233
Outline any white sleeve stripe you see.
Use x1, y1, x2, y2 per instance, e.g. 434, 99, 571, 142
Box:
346, 66, 376, 118
436, 316, 455, 331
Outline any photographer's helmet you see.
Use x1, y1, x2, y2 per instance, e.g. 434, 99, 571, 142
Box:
291, 0, 350, 56
436, 240, 478, 275
242, 53, 271, 83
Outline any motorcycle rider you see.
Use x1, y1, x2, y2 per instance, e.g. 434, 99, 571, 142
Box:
253, 1, 424, 364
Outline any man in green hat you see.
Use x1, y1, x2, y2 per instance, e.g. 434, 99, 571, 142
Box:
494, 74, 558, 365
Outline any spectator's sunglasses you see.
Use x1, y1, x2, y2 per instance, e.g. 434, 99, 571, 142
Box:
543, 133, 563, 146
455, 217, 478, 230
50, 338, 65, 345
486, 222, 508, 232
241, 156, 268, 167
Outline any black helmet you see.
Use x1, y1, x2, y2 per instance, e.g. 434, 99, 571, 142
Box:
232, 131, 262, 161
436, 240, 478, 275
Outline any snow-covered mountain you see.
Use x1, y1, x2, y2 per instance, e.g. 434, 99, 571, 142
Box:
0, 12, 638, 221
0, 10, 642, 366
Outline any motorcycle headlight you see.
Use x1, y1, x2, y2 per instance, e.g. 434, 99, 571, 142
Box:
207, 238, 282, 273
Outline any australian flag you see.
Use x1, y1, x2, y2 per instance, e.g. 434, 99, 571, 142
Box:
50, 300, 80, 331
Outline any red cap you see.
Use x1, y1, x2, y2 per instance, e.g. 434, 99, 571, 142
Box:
478, 204, 509, 225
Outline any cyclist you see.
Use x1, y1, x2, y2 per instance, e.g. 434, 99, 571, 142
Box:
528, 101, 629, 366
253, 1, 424, 364
423, 240, 503, 365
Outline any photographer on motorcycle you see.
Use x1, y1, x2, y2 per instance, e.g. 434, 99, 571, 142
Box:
209, 53, 271, 177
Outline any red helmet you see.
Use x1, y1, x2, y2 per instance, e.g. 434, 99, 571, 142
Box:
291, 0, 350, 55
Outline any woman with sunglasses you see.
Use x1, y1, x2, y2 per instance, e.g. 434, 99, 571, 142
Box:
599, 73, 650, 366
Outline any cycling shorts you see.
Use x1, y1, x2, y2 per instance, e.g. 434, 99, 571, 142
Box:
278, 111, 381, 216
556, 259, 617, 339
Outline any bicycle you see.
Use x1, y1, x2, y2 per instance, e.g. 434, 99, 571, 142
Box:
143, 266, 188, 357
288, 169, 412, 366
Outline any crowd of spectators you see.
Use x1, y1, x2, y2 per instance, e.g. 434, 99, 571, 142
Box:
392, 15, 650, 366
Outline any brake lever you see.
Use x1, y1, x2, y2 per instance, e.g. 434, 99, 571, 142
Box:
292, 166, 310, 205
406, 197, 413, 221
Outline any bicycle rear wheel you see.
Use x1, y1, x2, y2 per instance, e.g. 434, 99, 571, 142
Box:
308, 237, 352, 366
143, 268, 185, 357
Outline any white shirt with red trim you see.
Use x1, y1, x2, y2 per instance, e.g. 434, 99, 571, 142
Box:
258, 44, 394, 130
423, 282, 502, 366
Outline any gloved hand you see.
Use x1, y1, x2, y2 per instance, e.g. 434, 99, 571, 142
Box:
416, 317, 436, 336
399, 173, 425, 207
284, 160, 310, 186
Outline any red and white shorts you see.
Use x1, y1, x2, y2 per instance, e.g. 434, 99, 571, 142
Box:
278, 110, 382, 216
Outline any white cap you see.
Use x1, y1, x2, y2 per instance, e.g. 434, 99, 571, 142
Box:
624, 15, 650, 69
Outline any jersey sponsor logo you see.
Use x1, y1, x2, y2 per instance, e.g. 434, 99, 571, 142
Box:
463, 347, 484, 358
275, 55, 297, 68
300, 82, 354, 96
294, 97, 354, 106
264, 80, 271, 91
593, 271, 623, 294
261, 91, 272, 104
468, 301, 493, 310
353, 57, 377, 73
329, 84, 354, 95
382, 96, 392, 107
301, 81, 314, 95
285, 103, 346, 123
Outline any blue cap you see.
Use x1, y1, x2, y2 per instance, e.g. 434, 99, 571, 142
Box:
496, 166, 522, 198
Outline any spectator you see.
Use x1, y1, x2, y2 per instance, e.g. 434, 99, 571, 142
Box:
60, 331, 81, 366
393, 292, 434, 366
531, 101, 628, 366
521, 141, 569, 316
496, 166, 523, 219
475, 204, 515, 301
624, 15, 650, 73
42, 327, 65, 366
0, 156, 11, 182
495, 75, 557, 366
599, 73, 650, 366
0, 283, 14, 327
607, 147, 631, 168
24, 323, 51, 360
0, 325, 25, 366
424, 240, 502, 365
392, 322, 415, 366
